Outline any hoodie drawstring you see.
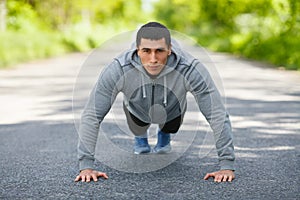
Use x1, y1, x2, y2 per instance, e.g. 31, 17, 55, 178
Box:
163, 76, 167, 107
141, 74, 146, 98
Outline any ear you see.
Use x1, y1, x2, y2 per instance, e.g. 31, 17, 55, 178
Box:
137, 48, 141, 57
168, 45, 172, 55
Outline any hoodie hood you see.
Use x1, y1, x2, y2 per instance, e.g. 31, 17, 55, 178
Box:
116, 39, 196, 78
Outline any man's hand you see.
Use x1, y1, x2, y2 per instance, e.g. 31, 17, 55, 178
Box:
74, 169, 108, 182
204, 170, 235, 182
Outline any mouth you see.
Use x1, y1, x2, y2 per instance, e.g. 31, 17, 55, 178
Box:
147, 65, 161, 69
144, 64, 164, 75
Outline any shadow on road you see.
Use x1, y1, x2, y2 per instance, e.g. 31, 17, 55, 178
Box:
1, 93, 299, 199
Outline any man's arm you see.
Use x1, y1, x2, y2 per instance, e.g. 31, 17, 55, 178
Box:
76, 60, 124, 182
185, 61, 235, 181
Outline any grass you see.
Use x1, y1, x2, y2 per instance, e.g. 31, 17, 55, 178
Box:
0, 23, 128, 68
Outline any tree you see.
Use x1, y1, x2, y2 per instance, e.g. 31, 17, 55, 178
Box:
0, 0, 6, 31
152, 0, 300, 69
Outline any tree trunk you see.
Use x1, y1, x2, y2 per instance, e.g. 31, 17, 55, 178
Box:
0, 0, 6, 31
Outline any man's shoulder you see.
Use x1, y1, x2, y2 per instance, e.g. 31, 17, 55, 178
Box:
114, 49, 136, 67
172, 48, 197, 68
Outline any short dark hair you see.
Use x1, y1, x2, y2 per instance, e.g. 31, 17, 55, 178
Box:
136, 22, 171, 47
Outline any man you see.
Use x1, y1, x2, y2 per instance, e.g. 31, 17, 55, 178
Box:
75, 22, 235, 183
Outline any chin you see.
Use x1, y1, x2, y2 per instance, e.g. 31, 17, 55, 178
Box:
149, 71, 160, 76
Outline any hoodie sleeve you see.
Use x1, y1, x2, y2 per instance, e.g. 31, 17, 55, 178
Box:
78, 60, 124, 171
185, 61, 235, 171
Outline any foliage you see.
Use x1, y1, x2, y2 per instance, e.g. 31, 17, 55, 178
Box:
0, 0, 64, 67
1, 0, 299, 70
6, 0, 44, 31
0, 30, 65, 67
0, 0, 145, 68
153, 0, 300, 70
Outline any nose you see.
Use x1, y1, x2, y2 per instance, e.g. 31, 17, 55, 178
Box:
150, 51, 157, 63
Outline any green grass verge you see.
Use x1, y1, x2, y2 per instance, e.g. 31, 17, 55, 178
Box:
0, 23, 126, 68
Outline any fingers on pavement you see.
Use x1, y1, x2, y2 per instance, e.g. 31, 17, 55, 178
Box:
204, 173, 215, 180
98, 172, 109, 179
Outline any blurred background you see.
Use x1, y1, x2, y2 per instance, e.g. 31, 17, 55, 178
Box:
0, 0, 299, 70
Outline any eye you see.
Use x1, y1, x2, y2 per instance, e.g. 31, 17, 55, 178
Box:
142, 49, 150, 53
156, 49, 166, 53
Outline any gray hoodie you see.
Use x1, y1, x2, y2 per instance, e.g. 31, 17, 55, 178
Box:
78, 42, 235, 171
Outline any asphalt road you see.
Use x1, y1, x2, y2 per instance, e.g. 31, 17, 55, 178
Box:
0, 41, 300, 199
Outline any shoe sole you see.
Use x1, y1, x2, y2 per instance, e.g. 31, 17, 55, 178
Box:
152, 145, 171, 154
134, 148, 151, 154
134, 151, 151, 154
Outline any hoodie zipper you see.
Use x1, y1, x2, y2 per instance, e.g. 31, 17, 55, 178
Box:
150, 79, 156, 119
151, 79, 156, 106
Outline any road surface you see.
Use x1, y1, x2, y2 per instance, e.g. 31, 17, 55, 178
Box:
0, 42, 299, 199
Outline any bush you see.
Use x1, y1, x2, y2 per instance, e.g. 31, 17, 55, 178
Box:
0, 0, 141, 68
0, 31, 66, 67
0, 21, 132, 68
154, 0, 300, 70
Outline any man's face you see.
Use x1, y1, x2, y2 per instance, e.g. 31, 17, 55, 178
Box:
137, 38, 171, 76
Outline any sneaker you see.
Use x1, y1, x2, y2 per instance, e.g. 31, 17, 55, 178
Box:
153, 130, 171, 154
134, 137, 151, 154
